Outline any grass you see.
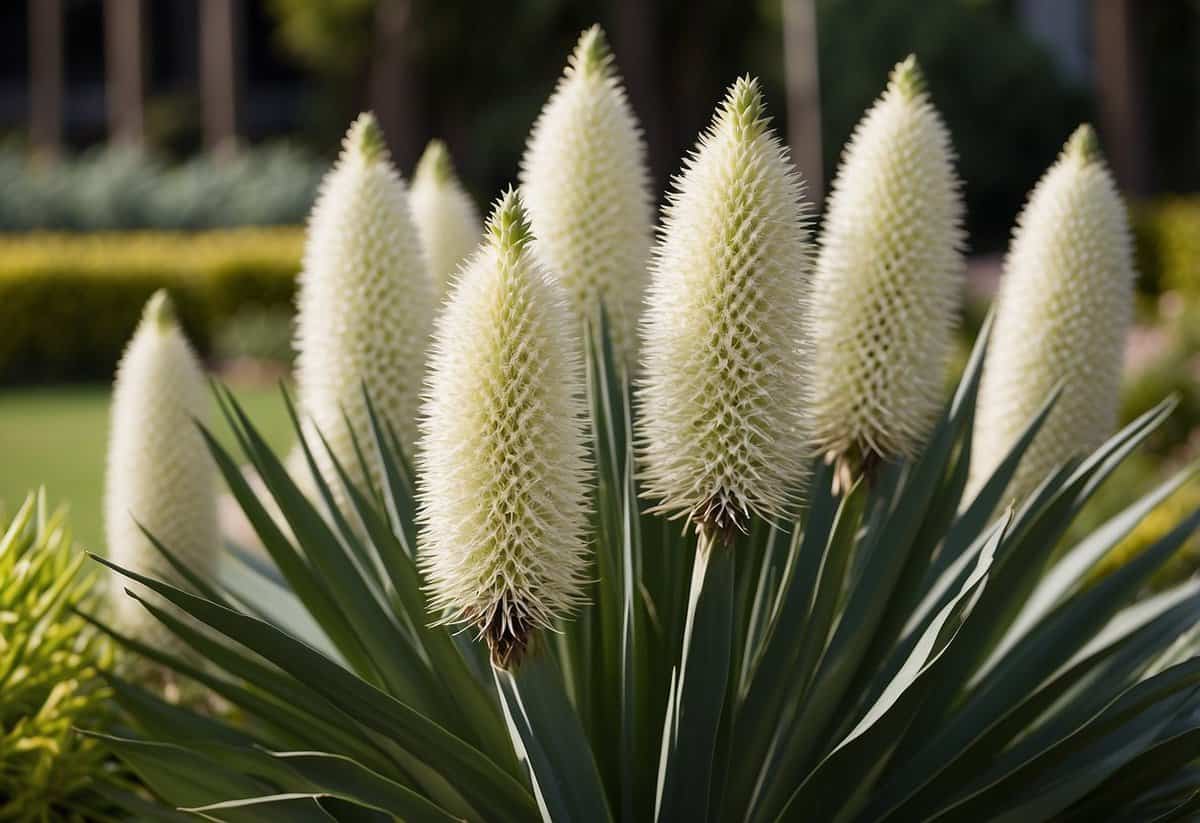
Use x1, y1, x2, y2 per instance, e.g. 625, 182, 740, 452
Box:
0, 382, 294, 552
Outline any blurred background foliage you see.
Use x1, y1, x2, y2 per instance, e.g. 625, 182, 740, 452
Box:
1, 0, 1195, 239
0, 143, 321, 231
0, 228, 301, 381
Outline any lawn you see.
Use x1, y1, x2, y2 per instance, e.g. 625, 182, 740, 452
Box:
0, 382, 295, 552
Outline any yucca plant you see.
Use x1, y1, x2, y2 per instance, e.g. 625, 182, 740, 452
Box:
88, 66, 1200, 823
89, 314, 1200, 822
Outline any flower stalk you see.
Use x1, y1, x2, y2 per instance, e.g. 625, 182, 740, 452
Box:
105, 289, 216, 640
520, 25, 654, 363
970, 124, 1136, 504
410, 139, 482, 299
417, 188, 590, 669
294, 112, 434, 506
637, 76, 813, 539
809, 55, 966, 492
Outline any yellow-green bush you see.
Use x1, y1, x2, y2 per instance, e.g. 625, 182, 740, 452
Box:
1134, 196, 1200, 296
1094, 475, 1200, 591
0, 229, 303, 382
0, 490, 124, 820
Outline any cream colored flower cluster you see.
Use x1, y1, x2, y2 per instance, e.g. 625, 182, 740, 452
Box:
105, 290, 216, 643
971, 125, 1135, 504
410, 139, 482, 300
637, 76, 813, 538
520, 25, 655, 365
809, 57, 965, 488
105, 35, 1135, 669
417, 189, 589, 667
294, 112, 434, 501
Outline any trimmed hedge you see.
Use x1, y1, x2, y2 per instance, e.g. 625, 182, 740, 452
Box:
0, 229, 303, 383
0, 197, 1194, 384
1134, 196, 1200, 296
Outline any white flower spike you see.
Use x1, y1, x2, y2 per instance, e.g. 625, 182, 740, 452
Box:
294, 112, 434, 503
971, 124, 1136, 504
410, 139, 482, 299
418, 188, 590, 669
638, 77, 813, 540
810, 55, 966, 490
520, 24, 654, 362
105, 290, 217, 638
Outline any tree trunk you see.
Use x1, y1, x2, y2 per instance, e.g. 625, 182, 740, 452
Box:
782, 0, 823, 203
200, 0, 240, 158
370, 0, 425, 172
613, 0, 668, 192
29, 0, 63, 161
105, 0, 145, 147
1092, 0, 1148, 195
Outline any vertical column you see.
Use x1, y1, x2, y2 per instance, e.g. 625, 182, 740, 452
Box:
613, 0, 667, 191
370, 0, 425, 170
105, 0, 145, 146
200, 0, 239, 157
29, 0, 64, 160
782, 0, 823, 203
1093, 0, 1148, 194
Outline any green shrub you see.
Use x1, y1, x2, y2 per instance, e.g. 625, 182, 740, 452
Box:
1066, 297, 1200, 591
0, 143, 322, 232
0, 229, 302, 382
1122, 347, 1200, 457
213, 307, 296, 366
0, 490, 124, 820
1093, 473, 1200, 592
1134, 197, 1200, 296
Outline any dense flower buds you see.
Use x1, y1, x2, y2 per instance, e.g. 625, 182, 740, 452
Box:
520, 25, 654, 362
638, 77, 813, 540
971, 125, 1136, 503
809, 56, 965, 489
105, 290, 217, 636
294, 113, 434, 500
410, 140, 482, 299
418, 189, 590, 669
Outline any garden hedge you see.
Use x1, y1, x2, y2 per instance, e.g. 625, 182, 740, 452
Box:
1134, 196, 1200, 296
0, 229, 302, 383
0, 197, 1194, 384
